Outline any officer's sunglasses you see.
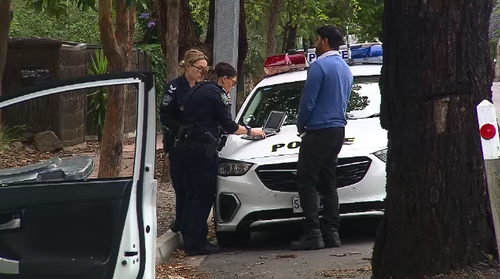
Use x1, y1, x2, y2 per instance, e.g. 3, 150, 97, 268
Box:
229, 78, 237, 87
191, 64, 205, 72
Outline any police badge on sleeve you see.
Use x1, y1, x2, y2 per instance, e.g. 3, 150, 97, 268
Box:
162, 94, 172, 106
221, 92, 229, 105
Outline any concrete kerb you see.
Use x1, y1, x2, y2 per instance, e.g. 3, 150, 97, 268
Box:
155, 209, 215, 265
155, 229, 184, 264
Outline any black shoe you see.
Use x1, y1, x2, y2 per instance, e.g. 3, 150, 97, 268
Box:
290, 234, 325, 251
185, 242, 221, 256
322, 230, 341, 248
169, 219, 180, 233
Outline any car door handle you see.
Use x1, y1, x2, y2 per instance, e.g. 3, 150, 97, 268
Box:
0, 218, 21, 231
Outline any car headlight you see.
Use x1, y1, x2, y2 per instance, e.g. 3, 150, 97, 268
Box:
218, 160, 253, 176
372, 148, 387, 162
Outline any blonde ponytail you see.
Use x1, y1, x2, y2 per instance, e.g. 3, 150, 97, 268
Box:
178, 60, 187, 75
203, 66, 217, 82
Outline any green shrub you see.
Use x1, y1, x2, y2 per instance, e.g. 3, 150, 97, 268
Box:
0, 124, 26, 151
87, 49, 109, 141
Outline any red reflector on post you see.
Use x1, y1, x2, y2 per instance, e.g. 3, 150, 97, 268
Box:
480, 123, 497, 139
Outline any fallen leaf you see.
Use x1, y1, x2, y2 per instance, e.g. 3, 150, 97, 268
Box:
275, 254, 297, 259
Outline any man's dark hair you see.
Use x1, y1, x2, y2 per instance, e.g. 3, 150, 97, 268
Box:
315, 25, 345, 50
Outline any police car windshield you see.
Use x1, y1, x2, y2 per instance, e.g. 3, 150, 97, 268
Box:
240, 76, 380, 127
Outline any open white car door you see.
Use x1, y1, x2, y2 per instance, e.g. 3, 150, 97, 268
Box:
0, 72, 157, 279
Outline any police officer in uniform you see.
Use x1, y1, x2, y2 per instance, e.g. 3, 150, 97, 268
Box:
159, 49, 208, 233
176, 62, 266, 256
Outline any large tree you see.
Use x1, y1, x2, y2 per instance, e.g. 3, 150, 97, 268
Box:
97, 0, 136, 177
157, 0, 179, 182
164, 0, 179, 83
157, 0, 215, 63
372, 1, 496, 278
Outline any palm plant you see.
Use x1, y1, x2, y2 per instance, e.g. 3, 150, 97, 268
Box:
0, 124, 25, 151
87, 49, 108, 142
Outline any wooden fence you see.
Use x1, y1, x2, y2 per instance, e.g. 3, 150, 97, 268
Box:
1, 38, 151, 147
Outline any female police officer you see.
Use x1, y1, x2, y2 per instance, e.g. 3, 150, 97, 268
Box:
176, 62, 266, 256
159, 49, 208, 233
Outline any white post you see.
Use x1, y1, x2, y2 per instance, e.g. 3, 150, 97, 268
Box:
477, 100, 500, 260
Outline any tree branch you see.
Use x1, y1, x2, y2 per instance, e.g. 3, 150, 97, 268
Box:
244, 0, 269, 8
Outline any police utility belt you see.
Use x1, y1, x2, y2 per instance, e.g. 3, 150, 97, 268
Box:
174, 125, 227, 158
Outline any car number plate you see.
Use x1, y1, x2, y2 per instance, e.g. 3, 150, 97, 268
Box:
292, 196, 323, 213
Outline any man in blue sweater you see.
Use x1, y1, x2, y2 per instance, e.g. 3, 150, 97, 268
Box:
291, 25, 353, 251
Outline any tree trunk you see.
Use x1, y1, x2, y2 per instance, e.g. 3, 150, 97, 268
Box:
157, 0, 213, 62
156, 0, 168, 58
166, 0, 179, 81
179, 0, 205, 59
281, 27, 288, 54
372, 1, 495, 278
205, 0, 215, 63
160, 0, 180, 183
97, 0, 135, 178
281, 14, 291, 53
0, 0, 12, 125
285, 24, 297, 52
265, 0, 285, 57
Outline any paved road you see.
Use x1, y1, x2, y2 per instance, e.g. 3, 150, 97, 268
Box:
492, 82, 500, 119
185, 84, 500, 279
196, 218, 380, 279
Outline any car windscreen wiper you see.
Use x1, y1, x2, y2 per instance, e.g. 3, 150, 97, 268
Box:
350, 113, 380, 120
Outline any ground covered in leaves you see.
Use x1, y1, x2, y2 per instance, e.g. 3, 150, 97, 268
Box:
156, 250, 212, 279
155, 258, 500, 279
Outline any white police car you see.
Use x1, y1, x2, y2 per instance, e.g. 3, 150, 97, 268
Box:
214, 45, 387, 244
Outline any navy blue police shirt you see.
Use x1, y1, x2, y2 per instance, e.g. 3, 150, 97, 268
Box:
159, 75, 191, 134
182, 81, 239, 138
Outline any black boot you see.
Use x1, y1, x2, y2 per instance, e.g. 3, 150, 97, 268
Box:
185, 241, 221, 256
169, 219, 180, 233
322, 227, 341, 248
290, 230, 325, 251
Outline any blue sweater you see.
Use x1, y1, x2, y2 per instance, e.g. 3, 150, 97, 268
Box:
296, 54, 353, 132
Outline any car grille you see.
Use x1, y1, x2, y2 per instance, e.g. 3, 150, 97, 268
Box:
255, 157, 372, 192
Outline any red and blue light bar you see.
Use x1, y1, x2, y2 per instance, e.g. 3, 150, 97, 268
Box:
263, 43, 383, 76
